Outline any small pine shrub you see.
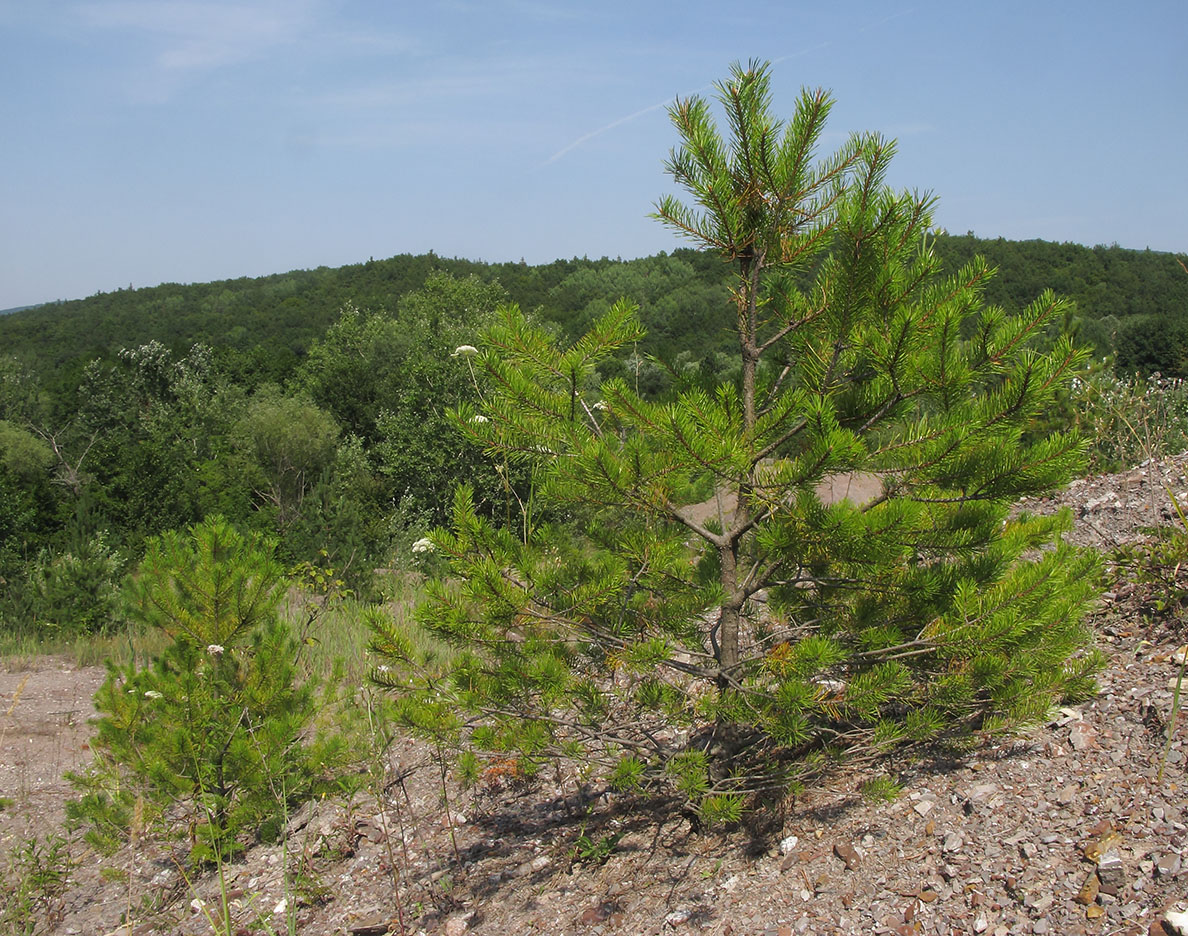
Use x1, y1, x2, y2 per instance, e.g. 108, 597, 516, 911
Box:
371, 62, 1106, 815
68, 516, 346, 863
28, 532, 125, 636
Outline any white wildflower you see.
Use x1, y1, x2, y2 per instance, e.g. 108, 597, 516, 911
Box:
452, 345, 478, 357
470, 414, 489, 423
591, 401, 608, 411
206, 644, 225, 656
144, 690, 163, 700
411, 537, 434, 554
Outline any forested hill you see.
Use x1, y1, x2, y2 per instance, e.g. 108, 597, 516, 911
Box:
0, 250, 735, 389
2, 236, 1186, 383
936, 235, 1188, 373
1, 232, 1183, 639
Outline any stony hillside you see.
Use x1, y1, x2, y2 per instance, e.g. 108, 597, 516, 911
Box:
4, 458, 1188, 936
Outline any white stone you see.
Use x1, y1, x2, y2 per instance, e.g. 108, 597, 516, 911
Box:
1069, 721, 1095, 751
444, 913, 474, 936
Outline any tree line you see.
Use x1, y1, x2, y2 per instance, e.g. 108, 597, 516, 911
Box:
3, 234, 1185, 386
1, 232, 1184, 637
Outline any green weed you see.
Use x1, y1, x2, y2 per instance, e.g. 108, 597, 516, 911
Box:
0, 835, 74, 935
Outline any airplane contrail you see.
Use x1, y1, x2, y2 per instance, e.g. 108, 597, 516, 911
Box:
541, 28, 896, 168
542, 98, 675, 166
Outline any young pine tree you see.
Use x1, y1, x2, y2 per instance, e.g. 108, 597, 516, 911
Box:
371, 62, 1104, 818
69, 516, 343, 861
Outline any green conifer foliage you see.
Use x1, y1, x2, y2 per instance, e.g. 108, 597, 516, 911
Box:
372, 62, 1105, 811
69, 516, 342, 861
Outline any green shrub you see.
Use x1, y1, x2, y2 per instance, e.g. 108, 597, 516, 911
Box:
0, 835, 73, 936
372, 62, 1105, 812
68, 516, 345, 863
28, 532, 125, 635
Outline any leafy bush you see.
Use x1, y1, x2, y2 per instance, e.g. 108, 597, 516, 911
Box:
0, 835, 74, 936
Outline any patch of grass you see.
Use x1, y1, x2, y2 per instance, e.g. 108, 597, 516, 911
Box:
0, 835, 74, 935
1, 568, 441, 685
0, 625, 169, 671
0, 637, 39, 672
284, 575, 451, 687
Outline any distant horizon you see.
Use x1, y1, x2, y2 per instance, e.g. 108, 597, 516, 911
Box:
4, 228, 1181, 314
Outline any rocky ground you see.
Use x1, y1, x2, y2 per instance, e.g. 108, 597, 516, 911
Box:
5, 458, 1188, 936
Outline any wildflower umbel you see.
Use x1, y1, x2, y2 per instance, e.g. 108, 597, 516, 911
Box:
452, 345, 478, 358
411, 537, 434, 554
206, 644, 225, 656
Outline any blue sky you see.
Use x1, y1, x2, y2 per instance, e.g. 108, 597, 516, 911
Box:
1, 0, 1184, 309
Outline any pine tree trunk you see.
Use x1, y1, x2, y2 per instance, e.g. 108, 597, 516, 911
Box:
717, 249, 761, 688
738, 250, 761, 434
716, 543, 741, 686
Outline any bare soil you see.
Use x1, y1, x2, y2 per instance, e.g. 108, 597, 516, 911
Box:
5, 459, 1188, 936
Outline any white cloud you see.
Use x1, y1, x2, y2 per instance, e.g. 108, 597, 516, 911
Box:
74, 0, 316, 71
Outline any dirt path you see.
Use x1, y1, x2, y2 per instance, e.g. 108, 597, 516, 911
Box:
0, 659, 105, 850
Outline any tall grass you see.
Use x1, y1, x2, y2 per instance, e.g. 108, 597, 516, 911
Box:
1074, 370, 1188, 473
0, 625, 170, 671
283, 572, 443, 686
0, 568, 442, 684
